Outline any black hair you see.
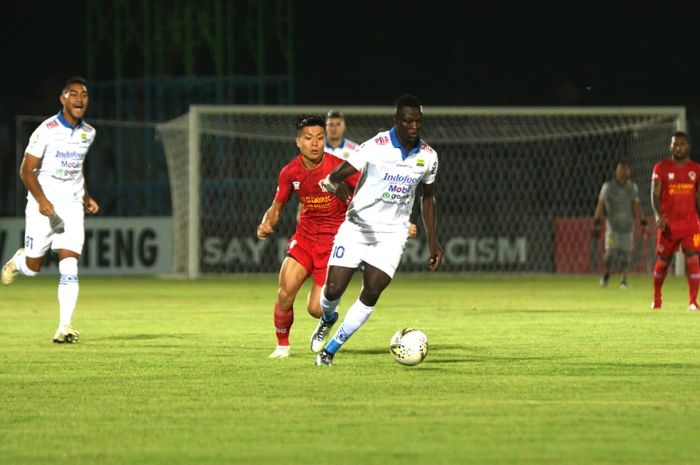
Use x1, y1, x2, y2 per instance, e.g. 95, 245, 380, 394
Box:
394, 94, 423, 113
326, 110, 344, 119
672, 130, 690, 142
63, 76, 88, 92
296, 114, 325, 131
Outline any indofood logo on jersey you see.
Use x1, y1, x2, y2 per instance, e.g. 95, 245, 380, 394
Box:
382, 173, 419, 184
55, 150, 82, 159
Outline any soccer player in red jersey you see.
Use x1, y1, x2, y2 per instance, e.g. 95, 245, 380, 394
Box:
256, 115, 358, 358
651, 131, 700, 310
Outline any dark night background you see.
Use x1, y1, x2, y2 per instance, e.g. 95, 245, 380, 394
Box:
3, 1, 700, 110
2, 0, 700, 215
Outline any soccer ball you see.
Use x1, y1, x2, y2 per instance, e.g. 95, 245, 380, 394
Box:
389, 328, 428, 366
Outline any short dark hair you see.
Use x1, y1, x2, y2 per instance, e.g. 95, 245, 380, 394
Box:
394, 94, 423, 114
296, 114, 325, 132
672, 131, 690, 142
63, 76, 87, 92
326, 110, 344, 119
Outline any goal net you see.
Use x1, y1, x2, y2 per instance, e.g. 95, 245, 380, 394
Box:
157, 105, 685, 278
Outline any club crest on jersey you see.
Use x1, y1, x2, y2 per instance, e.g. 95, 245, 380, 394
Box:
690, 171, 696, 181
293, 181, 301, 190
668, 173, 675, 180
416, 158, 425, 167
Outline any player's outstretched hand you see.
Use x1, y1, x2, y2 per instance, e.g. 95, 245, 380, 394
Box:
333, 182, 353, 204
319, 175, 352, 204
257, 222, 274, 240
428, 241, 444, 271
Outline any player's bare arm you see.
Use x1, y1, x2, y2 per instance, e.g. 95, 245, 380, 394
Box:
257, 201, 284, 240
420, 182, 443, 271
651, 177, 666, 230
20, 153, 54, 217
320, 161, 357, 203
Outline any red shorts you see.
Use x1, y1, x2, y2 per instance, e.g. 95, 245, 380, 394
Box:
286, 233, 333, 286
656, 222, 700, 257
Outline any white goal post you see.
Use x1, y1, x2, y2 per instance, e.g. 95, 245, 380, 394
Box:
157, 105, 685, 279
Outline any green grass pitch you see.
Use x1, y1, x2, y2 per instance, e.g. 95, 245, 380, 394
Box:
1, 273, 700, 465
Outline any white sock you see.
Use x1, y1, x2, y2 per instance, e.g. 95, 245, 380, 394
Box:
17, 253, 38, 277
58, 258, 79, 327
326, 298, 374, 353
320, 285, 341, 322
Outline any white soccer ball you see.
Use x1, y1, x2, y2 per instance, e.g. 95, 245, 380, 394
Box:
389, 328, 428, 366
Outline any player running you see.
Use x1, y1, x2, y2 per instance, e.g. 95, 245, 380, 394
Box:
310, 94, 444, 366
257, 115, 358, 358
650, 131, 700, 310
1, 76, 100, 343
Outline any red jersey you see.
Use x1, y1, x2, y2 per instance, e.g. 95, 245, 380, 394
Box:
652, 158, 700, 227
274, 153, 358, 241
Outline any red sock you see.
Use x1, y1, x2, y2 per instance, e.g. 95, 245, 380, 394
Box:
653, 259, 670, 300
686, 255, 700, 304
274, 303, 294, 346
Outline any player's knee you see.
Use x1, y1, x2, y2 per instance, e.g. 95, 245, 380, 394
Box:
24, 256, 43, 273
359, 288, 382, 307
59, 257, 79, 277
277, 290, 295, 309
307, 305, 322, 318
323, 281, 343, 301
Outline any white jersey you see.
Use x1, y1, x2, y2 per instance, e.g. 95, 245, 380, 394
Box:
345, 128, 438, 232
25, 111, 96, 203
325, 138, 360, 161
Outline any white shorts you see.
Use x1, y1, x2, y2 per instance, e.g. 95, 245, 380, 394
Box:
328, 221, 408, 278
24, 197, 85, 257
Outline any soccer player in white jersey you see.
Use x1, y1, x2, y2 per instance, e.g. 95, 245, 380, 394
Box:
310, 94, 444, 366
1, 76, 99, 343
324, 110, 360, 161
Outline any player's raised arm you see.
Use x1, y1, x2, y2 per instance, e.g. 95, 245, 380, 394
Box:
420, 181, 443, 271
